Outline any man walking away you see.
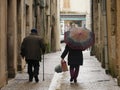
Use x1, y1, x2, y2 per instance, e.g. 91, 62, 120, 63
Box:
20, 28, 45, 82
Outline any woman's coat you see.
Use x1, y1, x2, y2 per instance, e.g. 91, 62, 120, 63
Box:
61, 45, 83, 65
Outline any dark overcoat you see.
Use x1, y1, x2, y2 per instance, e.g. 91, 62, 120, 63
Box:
61, 45, 83, 65
21, 33, 45, 61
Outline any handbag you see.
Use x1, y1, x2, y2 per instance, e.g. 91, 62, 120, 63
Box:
61, 60, 68, 72
54, 64, 62, 73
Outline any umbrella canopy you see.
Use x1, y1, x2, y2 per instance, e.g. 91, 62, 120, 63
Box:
64, 27, 95, 50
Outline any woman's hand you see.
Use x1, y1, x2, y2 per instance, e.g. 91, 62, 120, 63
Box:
61, 59, 65, 62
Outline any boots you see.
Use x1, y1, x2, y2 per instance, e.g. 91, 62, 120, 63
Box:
34, 75, 39, 82
29, 74, 39, 82
29, 75, 33, 82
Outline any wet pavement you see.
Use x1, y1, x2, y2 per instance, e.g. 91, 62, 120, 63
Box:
51, 51, 120, 90
1, 49, 61, 90
1, 43, 120, 90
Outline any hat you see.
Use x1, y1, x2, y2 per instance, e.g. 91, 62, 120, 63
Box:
31, 28, 37, 33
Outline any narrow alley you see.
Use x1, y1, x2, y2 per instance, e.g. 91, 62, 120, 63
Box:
1, 44, 120, 90
1, 0, 120, 90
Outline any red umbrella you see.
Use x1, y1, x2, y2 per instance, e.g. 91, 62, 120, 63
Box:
64, 27, 95, 50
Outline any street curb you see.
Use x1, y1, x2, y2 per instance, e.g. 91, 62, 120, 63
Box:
49, 72, 62, 90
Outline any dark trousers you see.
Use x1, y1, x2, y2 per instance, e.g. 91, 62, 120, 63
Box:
70, 65, 80, 80
26, 60, 40, 77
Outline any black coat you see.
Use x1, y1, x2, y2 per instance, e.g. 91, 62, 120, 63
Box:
61, 45, 83, 65
20, 33, 45, 61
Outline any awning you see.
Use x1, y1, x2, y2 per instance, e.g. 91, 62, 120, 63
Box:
60, 14, 86, 21
61, 17, 86, 20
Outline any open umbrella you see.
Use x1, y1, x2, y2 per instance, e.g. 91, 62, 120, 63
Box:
64, 27, 95, 50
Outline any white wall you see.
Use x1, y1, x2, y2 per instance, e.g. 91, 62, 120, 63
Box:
70, 0, 90, 13
60, 0, 91, 30
60, 0, 90, 13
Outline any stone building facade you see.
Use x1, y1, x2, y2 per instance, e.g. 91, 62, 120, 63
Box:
91, 0, 120, 85
60, 0, 91, 37
0, 0, 7, 88
0, 0, 60, 88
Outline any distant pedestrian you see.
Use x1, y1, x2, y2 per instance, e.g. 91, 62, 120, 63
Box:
20, 28, 45, 82
61, 44, 83, 83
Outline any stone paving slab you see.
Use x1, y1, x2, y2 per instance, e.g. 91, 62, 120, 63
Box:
1, 43, 120, 90
56, 51, 120, 90
1, 51, 62, 90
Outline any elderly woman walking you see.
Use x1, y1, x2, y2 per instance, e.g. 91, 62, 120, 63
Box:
60, 27, 95, 83
61, 44, 83, 83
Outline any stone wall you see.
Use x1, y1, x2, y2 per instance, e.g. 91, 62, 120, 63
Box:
0, 0, 7, 88
0, 0, 61, 88
116, 0, 120, 85
92, 0, 120, 85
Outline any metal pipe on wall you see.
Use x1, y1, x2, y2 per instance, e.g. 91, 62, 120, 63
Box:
102, 0, 109, 74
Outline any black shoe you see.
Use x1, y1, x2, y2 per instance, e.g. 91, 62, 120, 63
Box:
34, 76, 39, 83
29, 75, 33, 82
70, 77, 73, 82
74, 79, 77, 83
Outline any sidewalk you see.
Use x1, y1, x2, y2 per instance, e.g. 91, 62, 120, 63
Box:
49, 49, 120, 90
1, 43, 120, 90
1, 50, 62, 90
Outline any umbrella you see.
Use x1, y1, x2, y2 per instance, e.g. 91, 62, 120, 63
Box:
64, 27, 95, 50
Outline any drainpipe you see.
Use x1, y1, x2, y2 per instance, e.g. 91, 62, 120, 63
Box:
102, 0, 109, 74
39, 0, 46, 37
90, 0, 95, 56
34, 0, 37, 28
90, 0, 94, 32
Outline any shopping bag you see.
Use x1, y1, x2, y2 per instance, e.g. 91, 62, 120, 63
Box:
61, 60, 68, 72
54, 64, 62, 73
